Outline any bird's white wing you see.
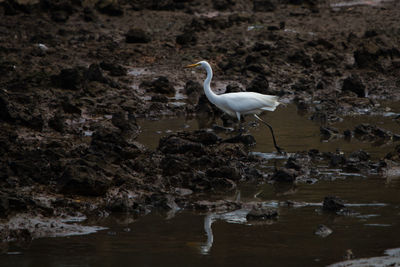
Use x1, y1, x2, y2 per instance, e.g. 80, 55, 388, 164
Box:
218, 92, 280, 113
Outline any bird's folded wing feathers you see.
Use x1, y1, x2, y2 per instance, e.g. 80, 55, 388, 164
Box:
220, 92, 280, 112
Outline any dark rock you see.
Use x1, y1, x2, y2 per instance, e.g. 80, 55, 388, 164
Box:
342, 75, 366, 97
222, 133, 256, 146
323, 196, 345, 212
86, 63, 107, 83
126, 29, 151, 43
314, 224, 333, 237
2, 1, 18, 15
176, 30, 197, 46
225, 84, 244, 93
247, 75, 270, 94
271, 168, 297, 182
364, 29, 378, 38
246, 204, 278, 220
51, 67, 84, 90
252, 42, 272, 51
213, 0, 235, 10
310, 111, 327, 125
111, 112, 138, 132
151, 94, 169, 103
183, 130, 221, 145
253, 0, 276, 12
193, 200, 242, 212
0, 93, 13, 122
184, 80, 203, 104
51, 10, 70, 22
96, 1, 123, 16
348, 150, 370, 162
161, 155, 190, 176
354, 123, 392, 140
61, 99, 81, 115
158, 135, 204, 155
148, 0, 186, 11
206, 166, 241, 181
354, 43, 379, 69
288, 50, 312, 68
284, 157, 302, 171
141, 76, 175, 95
320, 126, 339, 139
100, 62, 127, 76
59, 164, 112, 197
83, 7, 97, 22
48, 113, 65, 133
329, 153, 346, 167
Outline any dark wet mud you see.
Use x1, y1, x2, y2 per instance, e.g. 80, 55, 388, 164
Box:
1, 0, 400, 266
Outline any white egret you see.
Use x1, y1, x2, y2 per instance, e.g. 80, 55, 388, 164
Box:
185, 60, 283, 153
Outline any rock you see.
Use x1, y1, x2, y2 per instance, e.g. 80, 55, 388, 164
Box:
320, 126, 339, 139
151, 94, 169, 103
246, 204, 278, 220
83, 7, 97, 22
51, 10, 70, 22
48, 113, 65, 133
111, 112, 138, 132
225, 84, 244, 93
0, 94, 14, 123
126, 28, 151, 43
85, 63, 108, 83
348, 150, 370, 162
61, 99, 81, 115
100, 61, 127, 76
288, 50, 312, 68
284, 157, 303, 171
59, 163, 112, 197
206, 166, 241, 181
354, 43, 379, 69
160, 155, 190, 176
314, 224, 333, 237
271, 168, 297, 182
323, 196, 345, 212
329, 153, 347, 167
183, 130, 221, 145
96, 1, 123, 16
354, 124, 392, 141
213, 0, 235, 10
51, 67, 84, 90
222, 133, 256, 146
140, 76, 175, 95
184, 80, 203, 104
194, 200, 242, 212
253, 0, 276, 12
247, 75, 270, 94
342, 75, 366, 97
176, 30, 197, 46
158, 135, 204, 155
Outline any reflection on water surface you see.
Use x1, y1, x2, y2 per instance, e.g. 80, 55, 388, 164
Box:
2, 104, 400, 267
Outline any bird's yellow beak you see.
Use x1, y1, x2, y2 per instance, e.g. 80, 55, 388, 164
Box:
184, 63, 200, 68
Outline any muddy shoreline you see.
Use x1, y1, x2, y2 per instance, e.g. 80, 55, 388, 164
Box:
1, 0, 400, 262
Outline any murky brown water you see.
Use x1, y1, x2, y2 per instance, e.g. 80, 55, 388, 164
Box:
2, 104, 400, 267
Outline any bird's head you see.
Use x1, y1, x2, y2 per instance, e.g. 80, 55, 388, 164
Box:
184, 60, 209, 69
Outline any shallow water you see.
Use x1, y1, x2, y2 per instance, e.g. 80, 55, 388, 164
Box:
138, 104, 400, 159
2, 104, 400, 267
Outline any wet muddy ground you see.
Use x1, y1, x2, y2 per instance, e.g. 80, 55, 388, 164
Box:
1, 0, 400, 266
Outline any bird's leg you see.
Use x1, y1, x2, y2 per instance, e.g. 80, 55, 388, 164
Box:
254, 114, 283, 154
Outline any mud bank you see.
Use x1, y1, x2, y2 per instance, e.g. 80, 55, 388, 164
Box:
1, 0, 400, 250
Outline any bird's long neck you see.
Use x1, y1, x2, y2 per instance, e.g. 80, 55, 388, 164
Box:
203, 64, 219, 104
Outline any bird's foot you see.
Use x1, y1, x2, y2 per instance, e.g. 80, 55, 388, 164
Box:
275, 145, 285, 155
